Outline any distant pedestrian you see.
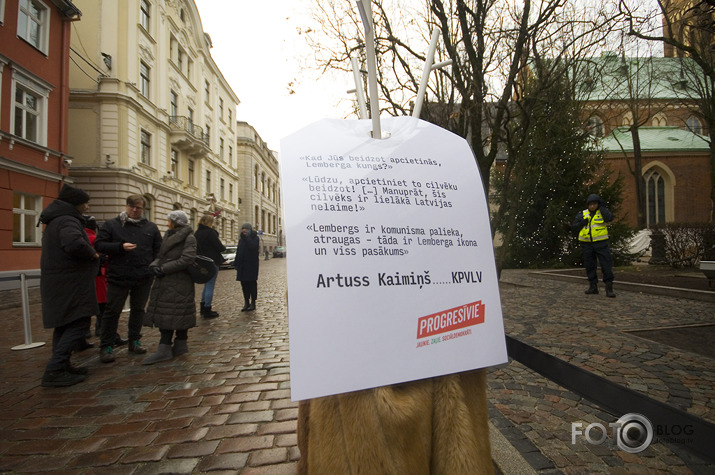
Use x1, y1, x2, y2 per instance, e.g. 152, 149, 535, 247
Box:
194, 214, 225, 319
572, 193, 616, 297
39, 184, 100, 387
234, 223, 260, 311
94, 195, 162, 363
142, 211, 197, 364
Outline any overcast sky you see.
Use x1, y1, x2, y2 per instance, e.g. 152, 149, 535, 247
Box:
193, 0, 352, 153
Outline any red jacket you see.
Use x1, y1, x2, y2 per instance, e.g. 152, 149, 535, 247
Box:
86, 228, 108, 303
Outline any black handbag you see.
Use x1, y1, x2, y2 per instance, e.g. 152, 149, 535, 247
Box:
187, 255, 218, 284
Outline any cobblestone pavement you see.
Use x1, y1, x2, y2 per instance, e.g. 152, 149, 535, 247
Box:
491, 270, 715, 474
0, 262, 713, 473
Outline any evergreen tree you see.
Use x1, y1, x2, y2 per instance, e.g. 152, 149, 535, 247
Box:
492, 62, 624, 269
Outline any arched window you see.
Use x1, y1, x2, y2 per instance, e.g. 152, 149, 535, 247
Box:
686, 116, 703, 135
622, 112, 633, 127
587, 116, 604, 137
652, 113, 667, 127
644, 170, 666, 227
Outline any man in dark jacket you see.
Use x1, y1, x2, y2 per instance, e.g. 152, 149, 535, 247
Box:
194, 214, 225, 318
94, 194, 162, 363
571, 193, 616, 297
234, 223, 260, 311
39, 184, 100, 387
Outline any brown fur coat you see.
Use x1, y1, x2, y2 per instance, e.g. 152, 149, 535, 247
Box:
297, 369, 493, 474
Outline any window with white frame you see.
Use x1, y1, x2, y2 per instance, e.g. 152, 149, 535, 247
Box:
204, 80, 210, 104
206, 170, 212, 194
228, 108, 232, 126
13, 73, 50, 145
170, 90, 178, 119
140, 129, 152, 165
170, 149, 179, 178
13, 192, 41, 245
140, 61, 150, 98
687, 116, 703, 135
18, 0, 48, 52
220, 178, 225, 200
219, 138, 224, 161
229, 182, 233, 203
645, 169, 666, 226
188, 159, 195, 186
1, 0, 6, 24
228, 145, 233, 166
219, 97, 224, 119
140, 0, 150, 31
587, 116, 604, 138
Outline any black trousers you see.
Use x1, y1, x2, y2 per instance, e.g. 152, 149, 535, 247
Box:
46, 316, 91, 372
582, 241, 614, 284
240, 280, 257, 303
100, 279, 152, 348
159, 328, 188, 344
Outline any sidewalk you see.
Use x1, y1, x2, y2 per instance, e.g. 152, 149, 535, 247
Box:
0, 261, 713, 473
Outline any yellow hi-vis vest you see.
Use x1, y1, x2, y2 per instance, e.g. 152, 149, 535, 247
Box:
578, 209, 609, 242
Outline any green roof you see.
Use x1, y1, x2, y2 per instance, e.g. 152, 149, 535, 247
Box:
575, 54, 703, 101
600, 126, 710, 153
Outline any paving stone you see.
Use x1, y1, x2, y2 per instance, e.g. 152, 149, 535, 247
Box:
248, 447, 290, 466
67, 448, 125, 467
217, 435, 275, 454
195, 453, 249, 471
167, 440, 221, 458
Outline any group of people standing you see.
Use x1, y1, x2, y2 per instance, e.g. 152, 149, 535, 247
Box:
39, 184, 261, 387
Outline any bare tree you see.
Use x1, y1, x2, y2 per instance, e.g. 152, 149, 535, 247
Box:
621, 0, 715, 220
305, 0, 625, 273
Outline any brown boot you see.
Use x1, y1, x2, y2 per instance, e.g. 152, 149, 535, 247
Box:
128, 340, 147, 354
99, 346, 115, 363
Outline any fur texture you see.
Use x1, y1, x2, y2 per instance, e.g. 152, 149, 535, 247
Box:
297, 369, 493, 474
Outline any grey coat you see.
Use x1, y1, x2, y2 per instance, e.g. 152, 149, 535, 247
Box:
144, 225, 197, 330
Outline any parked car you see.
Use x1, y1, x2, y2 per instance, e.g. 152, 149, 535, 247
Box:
220, 246, 237, 269
273, 246, 286, 258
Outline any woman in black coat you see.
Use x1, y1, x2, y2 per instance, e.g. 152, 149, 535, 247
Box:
142, 211, 197, 365
234, 223, 260, 311
39, 184, 100, 387
194, 214, 225, 318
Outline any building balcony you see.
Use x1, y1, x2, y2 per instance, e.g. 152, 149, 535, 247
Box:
169, 116, 211, 156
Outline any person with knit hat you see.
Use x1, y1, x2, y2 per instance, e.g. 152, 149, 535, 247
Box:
94, 194, 162, 363
234, 223, 260, 311
194, 214, 226, 319
142, 210, 197, 364
39, 184, 100, 387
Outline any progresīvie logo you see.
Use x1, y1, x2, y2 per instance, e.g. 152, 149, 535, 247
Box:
572, 413, 653, 454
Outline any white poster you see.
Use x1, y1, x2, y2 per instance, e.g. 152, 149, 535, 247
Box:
280, 116, 507, 401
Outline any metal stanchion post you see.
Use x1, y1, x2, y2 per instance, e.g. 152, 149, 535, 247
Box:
11, 273, 45, 351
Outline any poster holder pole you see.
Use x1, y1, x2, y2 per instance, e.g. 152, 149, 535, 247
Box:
357, 0, 382, 139
350, 56, 368, 120
412, 29, 440, 119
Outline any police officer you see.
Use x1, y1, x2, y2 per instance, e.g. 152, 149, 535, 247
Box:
572, 194, 616, 297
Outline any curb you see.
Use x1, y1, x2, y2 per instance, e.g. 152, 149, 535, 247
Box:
530, 270, 715, 303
